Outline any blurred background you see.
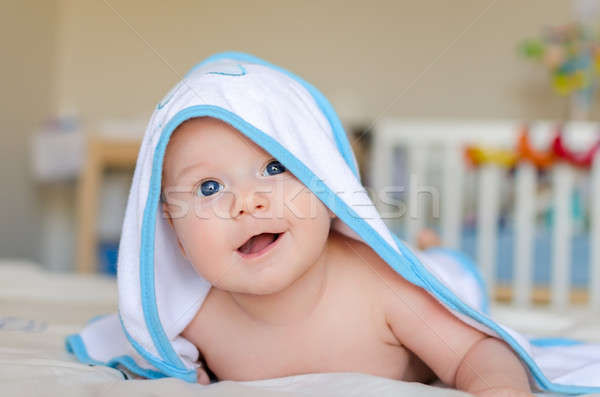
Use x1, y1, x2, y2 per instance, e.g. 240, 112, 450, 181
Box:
2, 0, 600, 310
5, 3, 600, 392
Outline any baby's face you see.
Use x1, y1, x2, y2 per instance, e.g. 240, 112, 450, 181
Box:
162, 117, 335, 295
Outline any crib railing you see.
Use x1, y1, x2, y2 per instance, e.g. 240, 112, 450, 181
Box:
369, 119, 600, 310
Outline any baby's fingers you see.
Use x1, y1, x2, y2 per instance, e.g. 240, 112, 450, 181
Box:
196, 367, 210, 385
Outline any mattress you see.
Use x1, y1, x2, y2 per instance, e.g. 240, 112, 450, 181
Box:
1, 260, 596, 396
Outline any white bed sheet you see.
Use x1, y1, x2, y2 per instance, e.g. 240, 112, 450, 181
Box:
1, 260, 596, 397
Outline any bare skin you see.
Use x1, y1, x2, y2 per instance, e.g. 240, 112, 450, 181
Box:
182, 229, 532, 396
163, 117, 533, 396
183, 229, 435, 383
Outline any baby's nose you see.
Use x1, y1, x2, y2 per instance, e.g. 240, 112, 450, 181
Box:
231, 187, 270, 218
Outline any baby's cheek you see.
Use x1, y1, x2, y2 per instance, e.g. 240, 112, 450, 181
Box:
283, 182, 327, 220
191, 261, 223, 284
176, 223, 223, 281
186, 249, 230, 285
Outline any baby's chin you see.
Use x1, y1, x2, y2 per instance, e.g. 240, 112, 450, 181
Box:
218, 265, 306, 295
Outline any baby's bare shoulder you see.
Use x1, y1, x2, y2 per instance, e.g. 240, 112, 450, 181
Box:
336, 236, 488, 385
329, 232, 430, 332
333, 233, 483, 332
330, 231, 419, 299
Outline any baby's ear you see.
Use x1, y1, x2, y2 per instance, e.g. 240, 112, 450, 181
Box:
162, 201, 175, 230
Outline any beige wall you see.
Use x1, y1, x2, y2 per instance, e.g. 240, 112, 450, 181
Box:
0, 0, 583, 262
55, 0, 575, 127
1, 1, 57, 261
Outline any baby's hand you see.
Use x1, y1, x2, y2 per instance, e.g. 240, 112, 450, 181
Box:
196, 367, 210, 385
475, 387, 534, 397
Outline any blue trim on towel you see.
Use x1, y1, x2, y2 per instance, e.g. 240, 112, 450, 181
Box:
424, 247, 490, 315
117, 314, 197, 382
529, 337, 584, 347
184, 51, 360, 179
134, 53, 600, 393
206, 64, 247, 76
137, 112, 205, 373
137, 104, 425, 377
65, 333, 167, 380
138, 104, 600, 393
157, 80, 185, 110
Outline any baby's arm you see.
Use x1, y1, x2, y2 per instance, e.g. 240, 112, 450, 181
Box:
382, 270, 532, 396
453, 336, 533, 396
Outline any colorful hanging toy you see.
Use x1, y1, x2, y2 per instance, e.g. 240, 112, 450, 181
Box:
465, 124, 600, 170
519, 22, 600, 103
464, 145, 518, 168
551, 125, 600, 168
516, 125, 555, 170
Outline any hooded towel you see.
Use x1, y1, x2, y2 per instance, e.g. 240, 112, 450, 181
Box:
66, 52, 600, 395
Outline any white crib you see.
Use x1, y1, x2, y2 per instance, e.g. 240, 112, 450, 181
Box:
369, 119, 600, 311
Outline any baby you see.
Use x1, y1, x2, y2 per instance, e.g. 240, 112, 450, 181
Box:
160, 116, 533, 397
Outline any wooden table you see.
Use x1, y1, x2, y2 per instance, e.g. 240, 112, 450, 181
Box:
76, 136, 140, 273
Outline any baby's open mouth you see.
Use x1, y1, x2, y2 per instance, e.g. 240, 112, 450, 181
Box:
237, 232, 282, 255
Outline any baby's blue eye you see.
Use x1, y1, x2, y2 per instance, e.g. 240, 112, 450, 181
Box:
263, 160, 286, 176
195, 180, 223, 197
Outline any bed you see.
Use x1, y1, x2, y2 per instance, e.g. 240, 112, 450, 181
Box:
2, 260, 598, 396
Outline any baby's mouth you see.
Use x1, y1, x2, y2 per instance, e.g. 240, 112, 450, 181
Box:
237, 232, 281, 255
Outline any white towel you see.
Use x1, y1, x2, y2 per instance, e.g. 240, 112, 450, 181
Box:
66, 52, 600, 395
